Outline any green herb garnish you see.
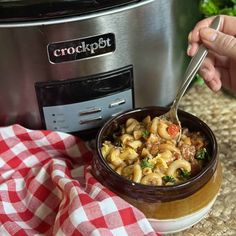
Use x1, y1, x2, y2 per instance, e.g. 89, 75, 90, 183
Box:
195, 148, 208, 160
180, 169, 191, 179
142, 130, 150, 139
140, 157, 154, 169
162, 175, 176, 183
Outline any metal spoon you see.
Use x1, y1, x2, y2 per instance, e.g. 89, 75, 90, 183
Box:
160, 15, 221, 141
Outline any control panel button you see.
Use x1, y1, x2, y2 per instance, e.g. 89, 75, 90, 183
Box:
80, 116, 103, 124
79, 107, 102, 116
109, 99, 126, 108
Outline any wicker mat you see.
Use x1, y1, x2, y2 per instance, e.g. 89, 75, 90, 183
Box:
169, 83, 236, 236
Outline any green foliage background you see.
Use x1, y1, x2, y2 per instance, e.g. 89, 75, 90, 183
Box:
199, 0, 236, 16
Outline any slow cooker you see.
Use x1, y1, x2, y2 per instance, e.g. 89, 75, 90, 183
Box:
0, 0, 200, 137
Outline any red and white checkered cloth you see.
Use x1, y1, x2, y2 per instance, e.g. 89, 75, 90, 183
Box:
0, 124, 160, 236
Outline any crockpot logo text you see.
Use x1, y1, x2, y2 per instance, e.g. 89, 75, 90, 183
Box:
53, 38, 112, 57
48, 33, 115, 64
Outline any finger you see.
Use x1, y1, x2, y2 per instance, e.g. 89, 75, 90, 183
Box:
187, 42, 199, 56
188, 16, 215, 43
205, 78, 222, 92
199, 53, 216, 76
187, 15, 236, 57
199, 28, 236, 60
198, 58, 233, 92
203, 68, 222, 92
220, 15, 236, 36
188, 15, 236, 44
197, 57, 222, 91
198, 58, 215, 83
187, 17, 217, 56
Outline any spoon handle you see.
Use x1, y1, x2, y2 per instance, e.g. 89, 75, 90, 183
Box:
172, 15, 221, 109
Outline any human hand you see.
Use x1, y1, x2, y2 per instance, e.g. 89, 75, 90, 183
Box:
187, 15, 236, 93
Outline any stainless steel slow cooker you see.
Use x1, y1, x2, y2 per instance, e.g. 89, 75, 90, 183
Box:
0, 0, 200, 137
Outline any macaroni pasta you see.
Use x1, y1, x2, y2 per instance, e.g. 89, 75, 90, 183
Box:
101, 115, 209, 186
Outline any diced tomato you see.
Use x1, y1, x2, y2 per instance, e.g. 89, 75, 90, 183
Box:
167, 124, 180, 137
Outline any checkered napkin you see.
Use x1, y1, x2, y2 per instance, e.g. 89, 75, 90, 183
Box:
0, 124, 160, 236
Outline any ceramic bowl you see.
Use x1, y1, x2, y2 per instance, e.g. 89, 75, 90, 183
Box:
92, 106, 222, 234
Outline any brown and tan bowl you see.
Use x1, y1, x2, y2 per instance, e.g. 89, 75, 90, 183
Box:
92, 106, 222, 234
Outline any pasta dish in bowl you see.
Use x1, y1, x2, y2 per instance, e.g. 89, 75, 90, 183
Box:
92, 106, 222, 234
101, 113, 209, 187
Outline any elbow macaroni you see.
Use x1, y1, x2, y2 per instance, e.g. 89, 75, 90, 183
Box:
101, 115, 209, 186
157, 121, 172, 140
167, 159, 191, 177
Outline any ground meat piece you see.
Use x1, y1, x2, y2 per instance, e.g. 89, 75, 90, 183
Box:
181, 144, 196, 161
149, 143, 159, 156
189, 132, 207, 150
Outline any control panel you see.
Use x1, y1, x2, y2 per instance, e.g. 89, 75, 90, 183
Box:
35, 66, 134, 134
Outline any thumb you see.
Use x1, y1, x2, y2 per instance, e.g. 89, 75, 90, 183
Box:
199, 27, 236, 60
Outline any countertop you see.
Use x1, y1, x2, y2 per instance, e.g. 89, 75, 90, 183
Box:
169, 82, 236, 236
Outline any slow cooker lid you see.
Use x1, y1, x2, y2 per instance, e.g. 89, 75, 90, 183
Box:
0, 0, 141, 22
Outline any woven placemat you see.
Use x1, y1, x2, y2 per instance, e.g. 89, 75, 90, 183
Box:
169, 83, 236, 236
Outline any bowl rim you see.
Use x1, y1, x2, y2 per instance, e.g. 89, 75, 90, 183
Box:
94, 106, 218, 200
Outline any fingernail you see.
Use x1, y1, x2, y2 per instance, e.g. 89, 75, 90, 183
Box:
187, 44, 192, 55
188, 32, 192, 41
201, 28, 218, 42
